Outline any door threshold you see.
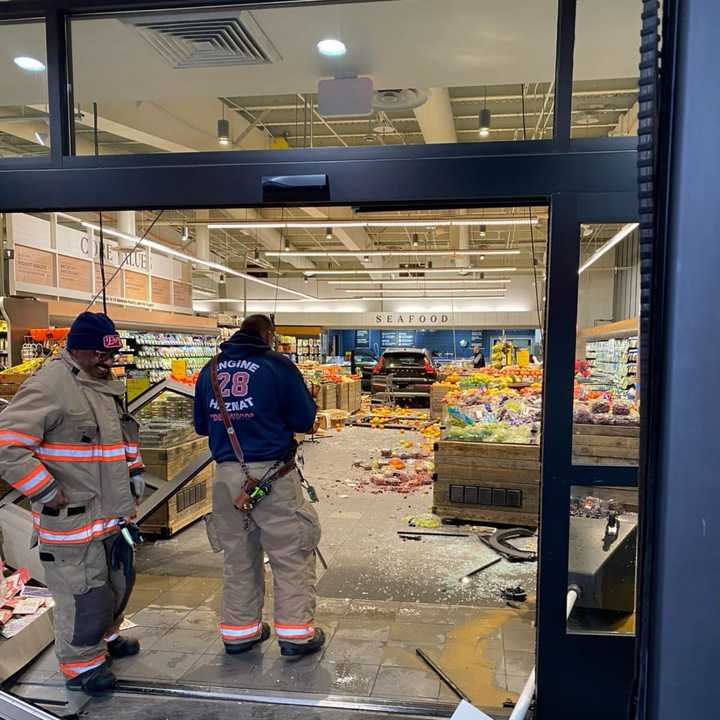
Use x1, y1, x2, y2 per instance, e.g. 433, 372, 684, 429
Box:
114, 680, 462, 717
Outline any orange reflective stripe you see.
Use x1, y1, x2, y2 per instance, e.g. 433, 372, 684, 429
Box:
36, 442, 126, 463
0, 428, 41, 444
32, 514, 121, 544
12, 464, 53, 496
275, 622, 315, 639
60, 653, 107, 678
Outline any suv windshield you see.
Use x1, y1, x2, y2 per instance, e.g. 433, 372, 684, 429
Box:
384, 352, 426, 367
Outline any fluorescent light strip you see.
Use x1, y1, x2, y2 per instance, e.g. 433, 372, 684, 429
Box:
328, 279, 512, 286
195, 295, 507, 303
265, 250, 520, 258
344, 289, 506, 295
578, 223, 639, 274
208, 218, 539, 230
79, 221, 315, 300
305, 267, 515, 276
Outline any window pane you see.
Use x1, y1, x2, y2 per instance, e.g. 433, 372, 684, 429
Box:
572, 1, 642, 138
0, 20, 50, 158
573, 223, 640, 466
70, 0, 558, 155
567, 485, 638, 635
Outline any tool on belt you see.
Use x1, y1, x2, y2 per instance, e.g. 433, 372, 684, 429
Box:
110, 522, 143, 579
210, 356, 296, 513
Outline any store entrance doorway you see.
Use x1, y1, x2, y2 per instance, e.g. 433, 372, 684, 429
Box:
1, 198, 640, 720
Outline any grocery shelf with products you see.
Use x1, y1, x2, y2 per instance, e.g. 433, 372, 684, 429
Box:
118, 330, 217, 383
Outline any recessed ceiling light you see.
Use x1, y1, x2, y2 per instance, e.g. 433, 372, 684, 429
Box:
317, 39, 347, 57
14, 56, 45, 72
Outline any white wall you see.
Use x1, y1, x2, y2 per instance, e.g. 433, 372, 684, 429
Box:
195, 273, 542, 328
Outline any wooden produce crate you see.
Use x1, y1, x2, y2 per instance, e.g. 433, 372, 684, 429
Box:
336, 382, 351, 411
316, 409, 350, 430
349, 379, 362, 412
139, 435, 214, 538
430, 384, 452, 420
317, 383, 337, 411
0, 373, 31, 403
571, 424, 640, 466
432, 440, 541, 527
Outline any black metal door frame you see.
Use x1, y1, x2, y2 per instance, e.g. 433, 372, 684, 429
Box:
0, 1, 645, 717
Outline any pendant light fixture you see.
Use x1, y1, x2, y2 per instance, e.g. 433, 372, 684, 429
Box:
326, 227, 333, 240
479, 87, 491, 139
412, 233, 419, 248
217, 102, 230, 146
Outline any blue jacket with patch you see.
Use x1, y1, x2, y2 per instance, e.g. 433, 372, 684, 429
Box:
193, 331, 317, 463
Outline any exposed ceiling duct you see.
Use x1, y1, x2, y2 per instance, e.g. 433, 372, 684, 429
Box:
122, 11, 282, 69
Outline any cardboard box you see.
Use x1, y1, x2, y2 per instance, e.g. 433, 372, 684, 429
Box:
0, 608, 54, 682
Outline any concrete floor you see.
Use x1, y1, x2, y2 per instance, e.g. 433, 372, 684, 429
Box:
8, 427, 538, 718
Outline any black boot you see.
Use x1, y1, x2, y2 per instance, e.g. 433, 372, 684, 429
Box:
107, 636, 140, 659
280, 627, 326, 658
224, 622, 271, 655
65, 664, 117, 696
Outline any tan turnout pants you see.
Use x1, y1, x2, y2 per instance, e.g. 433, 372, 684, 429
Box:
40, 534, 134, 678
211, 461, 321, 646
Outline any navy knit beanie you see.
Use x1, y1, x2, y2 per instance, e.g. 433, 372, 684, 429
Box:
66, 312, 121, 352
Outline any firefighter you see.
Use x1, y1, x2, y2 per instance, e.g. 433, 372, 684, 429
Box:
0, 312, 145, 695
193, 314, 325, 657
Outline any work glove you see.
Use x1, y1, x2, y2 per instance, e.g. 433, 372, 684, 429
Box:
130, 474, 146, 504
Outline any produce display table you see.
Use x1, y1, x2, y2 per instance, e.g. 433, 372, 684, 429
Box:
139, 435, 214, 538
433, 424, 639, 527
432, 440, 540, 527
572, 424, 640, 466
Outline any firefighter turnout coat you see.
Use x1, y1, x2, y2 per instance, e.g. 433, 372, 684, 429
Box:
0, 349, 143, 678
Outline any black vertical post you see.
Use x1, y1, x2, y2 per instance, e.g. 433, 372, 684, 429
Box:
45, 8, 73, 164
639, 0, 720, 717
553, 0, 577, 148
535, 192, 579, 717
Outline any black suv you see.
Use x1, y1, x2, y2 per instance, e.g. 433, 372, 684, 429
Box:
371, 348, 437, 403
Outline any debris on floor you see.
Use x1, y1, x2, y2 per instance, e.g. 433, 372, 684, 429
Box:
352, 439, 435, 493
406, 513, 441, 529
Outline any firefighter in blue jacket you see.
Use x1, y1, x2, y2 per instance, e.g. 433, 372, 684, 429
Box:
193, 315, 325, 656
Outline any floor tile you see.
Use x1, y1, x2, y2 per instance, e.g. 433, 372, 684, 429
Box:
150, 590, 214, 609
397, 603, 453, 624
125, 588, 164, 613
247, 659, 379, 695
151, 628, 218, 654
128, 606, 191, 630
372, 666, 440, 700
182, 652, 262, 686
502, 620, 536, 653
333, 620, 391, 643
506, 672, 531, 694
316, 597, 351, 617
379, 642, 437, 671
120, 625, 168, 653
323, 638, 386, 666
133, 575, 185, 592
113, 650, 199, 681
347, 600, 399, 621
503, 650, 535, 677
389, 622, 451, 645
176, 608, 221, 632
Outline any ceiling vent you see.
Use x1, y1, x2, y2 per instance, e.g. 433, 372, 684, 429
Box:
123, 11, 281, 68
373, 88, 428, 112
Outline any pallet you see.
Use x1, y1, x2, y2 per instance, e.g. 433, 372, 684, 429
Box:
432, 440, 541, 528
572, 424, 640, 465
139, 435, 214, 537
